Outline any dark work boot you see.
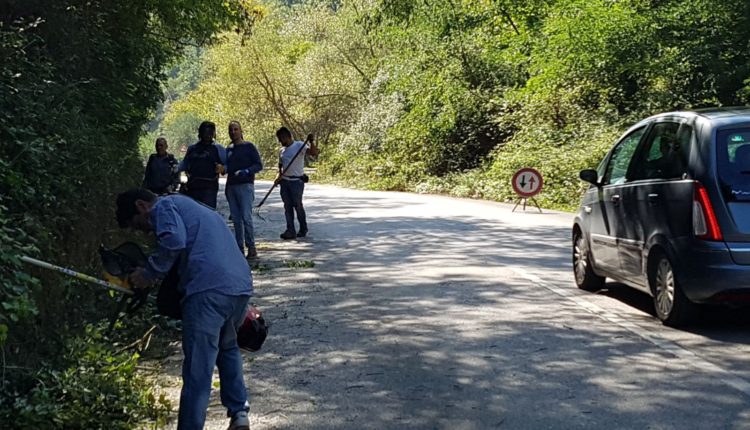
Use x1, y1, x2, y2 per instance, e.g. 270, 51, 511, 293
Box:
280, 230, 296, 240
296, 228, 308, 238
228, 411, 249, 430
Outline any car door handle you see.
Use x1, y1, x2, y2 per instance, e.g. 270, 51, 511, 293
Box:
611, 194, 621, 205
648, 193, 659, 205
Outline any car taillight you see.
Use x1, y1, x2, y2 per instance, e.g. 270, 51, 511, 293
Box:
693, 182, 723, 241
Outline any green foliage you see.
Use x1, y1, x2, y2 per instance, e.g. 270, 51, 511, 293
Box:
158, 0, 750, 211
283, 259, 316, 269
1, 0, 255, 427
0, 324, 171, 430
0, 204, 40, 343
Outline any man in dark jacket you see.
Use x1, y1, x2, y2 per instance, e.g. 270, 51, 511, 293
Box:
143, 137, 179, 195
179, 121, 226, 209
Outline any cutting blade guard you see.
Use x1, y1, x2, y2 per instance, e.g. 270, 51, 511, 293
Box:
99, 242, 148, 278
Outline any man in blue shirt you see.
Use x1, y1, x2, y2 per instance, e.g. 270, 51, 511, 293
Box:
226, 121, 263, 258
179, 121, 227, 209
116, 189, 251, 430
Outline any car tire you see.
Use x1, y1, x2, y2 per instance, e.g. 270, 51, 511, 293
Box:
650, 252, 697, 327
573, 230, 605, 292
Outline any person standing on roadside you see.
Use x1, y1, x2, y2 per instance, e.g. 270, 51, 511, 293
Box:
179, 121, 226, 209
226, 121, 263, 259
143, 137, 179, 195
116, 189, 252, 430
274, 127, 318, 240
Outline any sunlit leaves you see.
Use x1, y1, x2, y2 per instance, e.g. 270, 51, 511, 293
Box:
162, 0, 750, 205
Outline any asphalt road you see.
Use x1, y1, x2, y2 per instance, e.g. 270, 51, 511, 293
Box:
192, 182, 750, 430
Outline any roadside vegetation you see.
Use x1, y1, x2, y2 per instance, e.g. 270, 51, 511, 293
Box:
2, 0, 750, 427
157, 0, 750, 210
0, 1, 257, 427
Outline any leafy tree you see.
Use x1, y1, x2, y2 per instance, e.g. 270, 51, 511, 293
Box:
158, 0, 750, 205
0, 0, 259, 426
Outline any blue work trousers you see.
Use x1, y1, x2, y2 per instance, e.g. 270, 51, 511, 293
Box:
226, 183, 256, 250
186, 187, 218, 209
279, 179, 307, 234
178, 291, 250, 430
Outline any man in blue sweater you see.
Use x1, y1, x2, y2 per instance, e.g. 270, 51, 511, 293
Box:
226, 121, 263, 258
116, 189, 252, 430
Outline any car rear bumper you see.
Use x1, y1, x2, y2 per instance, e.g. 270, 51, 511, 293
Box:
673, 238, 750, 303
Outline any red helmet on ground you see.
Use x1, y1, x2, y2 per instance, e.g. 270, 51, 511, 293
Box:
237, 306, 268, 352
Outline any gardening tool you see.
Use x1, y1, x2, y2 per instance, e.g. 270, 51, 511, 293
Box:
21, 242, 153, 333
253, 133, 314, 220
22, 244, 269, 348
98, 242, 153, 331
20, 255, 134, 296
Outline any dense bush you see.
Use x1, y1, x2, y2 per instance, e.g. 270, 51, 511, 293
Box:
0, 324, 171, 429
0, 1, 254, 427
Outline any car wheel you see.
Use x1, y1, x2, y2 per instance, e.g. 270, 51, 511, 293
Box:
650, 253, 696, 327
573, 230, 605, 291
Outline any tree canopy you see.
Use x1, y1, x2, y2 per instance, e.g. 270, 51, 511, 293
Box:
160, 0, 750, 202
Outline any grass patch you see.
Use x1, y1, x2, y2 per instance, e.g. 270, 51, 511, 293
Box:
251, 262, 273, 273
282, 260, 315, 269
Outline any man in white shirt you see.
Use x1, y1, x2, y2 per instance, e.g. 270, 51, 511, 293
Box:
273, 127, 319, 239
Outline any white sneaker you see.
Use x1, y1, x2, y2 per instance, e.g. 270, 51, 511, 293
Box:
228, 411, 250, 430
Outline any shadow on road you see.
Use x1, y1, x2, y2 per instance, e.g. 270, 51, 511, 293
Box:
222, 185, 750, 429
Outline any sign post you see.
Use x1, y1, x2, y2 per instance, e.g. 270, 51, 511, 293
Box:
511, 168, 543, 213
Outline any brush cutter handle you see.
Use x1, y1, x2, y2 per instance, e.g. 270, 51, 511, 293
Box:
280, 134, 313, 178
21, 255, 134, 296
254, 183, 277, 210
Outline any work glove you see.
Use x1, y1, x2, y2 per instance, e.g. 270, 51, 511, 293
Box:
234, 168, 251, 177
128, 268, 154, 289
215, 163, 226, 175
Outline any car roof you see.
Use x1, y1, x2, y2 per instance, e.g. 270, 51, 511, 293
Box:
640, 107, 750, 128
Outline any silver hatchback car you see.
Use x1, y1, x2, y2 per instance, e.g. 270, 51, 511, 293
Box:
573, 108, 750, 326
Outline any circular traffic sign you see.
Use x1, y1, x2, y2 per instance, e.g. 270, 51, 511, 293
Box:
511, 168, 543, 198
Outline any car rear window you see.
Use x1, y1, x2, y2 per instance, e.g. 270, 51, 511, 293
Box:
717, 128, 750, 201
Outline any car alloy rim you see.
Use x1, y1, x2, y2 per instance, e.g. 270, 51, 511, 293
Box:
655, 259, 675, 317
574, 235, 587, 285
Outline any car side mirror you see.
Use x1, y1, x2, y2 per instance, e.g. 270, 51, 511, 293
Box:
579, 169, 600, 186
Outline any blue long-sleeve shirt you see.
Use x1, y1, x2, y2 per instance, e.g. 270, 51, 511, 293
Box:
143, 194, 252, 298
226, 141, 263, 185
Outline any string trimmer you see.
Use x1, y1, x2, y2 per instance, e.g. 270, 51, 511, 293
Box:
21, 242, 152, 332
22, 243, 269, 351
253, 133, 314, 220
